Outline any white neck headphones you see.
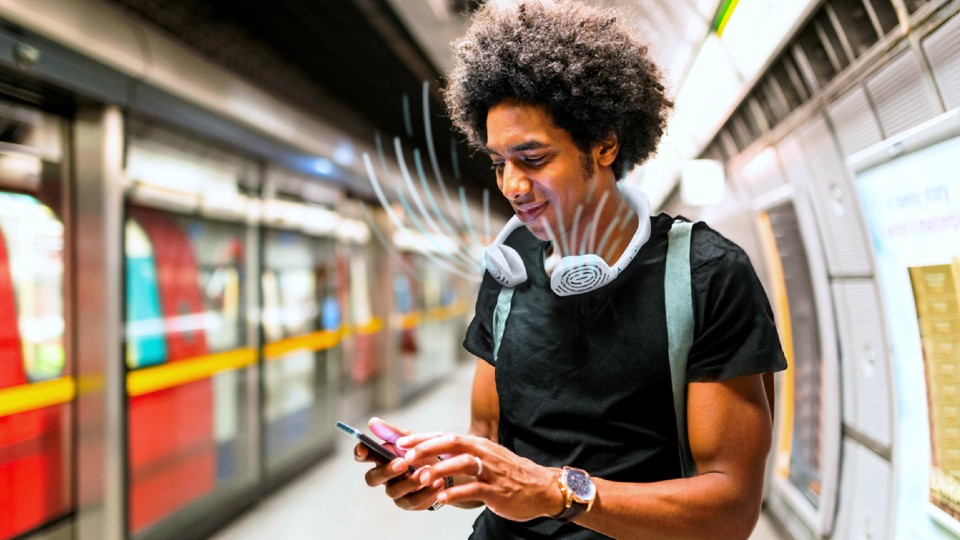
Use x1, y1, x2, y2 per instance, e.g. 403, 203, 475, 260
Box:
483, 185, 652, 296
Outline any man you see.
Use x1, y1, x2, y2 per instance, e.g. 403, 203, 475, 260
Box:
356, 1, 787, 538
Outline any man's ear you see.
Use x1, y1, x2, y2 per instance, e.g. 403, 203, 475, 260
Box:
594, 134, 619, 167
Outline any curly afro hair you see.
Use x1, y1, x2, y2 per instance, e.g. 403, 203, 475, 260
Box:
444, 0, 674, 180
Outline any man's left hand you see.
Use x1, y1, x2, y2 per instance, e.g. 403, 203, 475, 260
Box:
396, 432, 564, 521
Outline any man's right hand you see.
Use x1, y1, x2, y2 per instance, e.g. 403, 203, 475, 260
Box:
355, 417, 446, 511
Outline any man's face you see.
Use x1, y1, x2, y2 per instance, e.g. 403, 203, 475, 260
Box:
485, 99, 603, 244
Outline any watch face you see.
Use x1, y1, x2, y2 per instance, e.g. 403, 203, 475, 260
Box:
565, 469, 596, 501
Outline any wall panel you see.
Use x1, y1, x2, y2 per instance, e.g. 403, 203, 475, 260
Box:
796, 117, 873, 277
866, 51, 942, 137
923, 12, 960, 110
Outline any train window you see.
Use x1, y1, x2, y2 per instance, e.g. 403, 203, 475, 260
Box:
829, 0, 881, 60
0, 195, 65, 380
864, 0, 900, 35
0, 193, 71, 540
796, 23, 839, 88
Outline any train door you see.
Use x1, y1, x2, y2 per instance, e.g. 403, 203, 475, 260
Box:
122, 129, 259, 539
335, 211, 382, 417
394, 251, 420, 398
388, 227, 472, 404
260, 169, 341, 479
0, 101, 72, 540
417, 258, 465, 384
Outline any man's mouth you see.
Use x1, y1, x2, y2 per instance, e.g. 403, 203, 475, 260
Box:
515, 201, 548, 223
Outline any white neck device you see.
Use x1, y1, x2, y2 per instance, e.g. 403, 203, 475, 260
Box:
483, 185, 652, 296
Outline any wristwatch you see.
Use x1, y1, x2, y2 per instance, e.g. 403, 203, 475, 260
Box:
554, 466, 596, 523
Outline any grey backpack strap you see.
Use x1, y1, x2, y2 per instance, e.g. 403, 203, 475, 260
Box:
665, 219, 697, 478
491, 287, 515, 363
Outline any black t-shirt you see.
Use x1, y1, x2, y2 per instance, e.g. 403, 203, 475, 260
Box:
463, 213, 787, 539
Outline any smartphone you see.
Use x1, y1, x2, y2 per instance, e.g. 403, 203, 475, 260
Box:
337, 421, 415, 473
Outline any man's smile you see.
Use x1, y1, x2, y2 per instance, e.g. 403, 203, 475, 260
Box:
514, 200, 549, 223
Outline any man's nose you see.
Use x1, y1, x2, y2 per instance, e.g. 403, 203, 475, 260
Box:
500, 163, 530, 200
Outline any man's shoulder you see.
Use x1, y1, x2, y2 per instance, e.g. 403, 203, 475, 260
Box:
655, 214, 754, 274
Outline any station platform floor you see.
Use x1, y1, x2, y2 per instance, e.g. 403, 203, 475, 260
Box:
213, 361, 788, 540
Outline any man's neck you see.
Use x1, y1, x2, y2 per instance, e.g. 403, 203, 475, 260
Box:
567, 188, 637, 265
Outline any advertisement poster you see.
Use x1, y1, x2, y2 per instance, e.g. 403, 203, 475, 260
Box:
855, 133, 960, 539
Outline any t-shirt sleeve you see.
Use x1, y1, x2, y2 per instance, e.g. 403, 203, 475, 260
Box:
463, 272, 501, 366
686, 224, 788, 382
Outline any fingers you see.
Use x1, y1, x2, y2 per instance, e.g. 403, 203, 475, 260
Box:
417, 454, 484, 486
360, 457, 443, 511
368, 417, 408, 444
364, 457, 413, 487
353, 443, 368, 462
376, 467, 443, 511
436, 482, 489, 506
395, 431, 446, 448
401, 433, 486, 463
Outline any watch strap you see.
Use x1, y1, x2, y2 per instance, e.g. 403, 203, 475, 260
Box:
555, 499, 588, 523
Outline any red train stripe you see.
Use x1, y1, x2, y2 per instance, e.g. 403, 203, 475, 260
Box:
0, 226, 26, 389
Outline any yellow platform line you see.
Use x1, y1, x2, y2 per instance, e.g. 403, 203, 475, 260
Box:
425, 301, 468, 322
398, 312, 423, 330
264, 330, 342, 361
395, 302, 469, 330
343, 318, 383, 336
0, 377, 76, 418
127, 348, 257, 397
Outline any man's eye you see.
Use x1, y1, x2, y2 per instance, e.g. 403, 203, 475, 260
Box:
491, 162, 505, 172
525, 156, 547, 166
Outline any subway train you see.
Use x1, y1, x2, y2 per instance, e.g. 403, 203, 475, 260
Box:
0, 0, 959, 539
0, 1, 481, 539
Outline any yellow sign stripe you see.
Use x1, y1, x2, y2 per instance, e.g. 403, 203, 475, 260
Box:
127, 348, 257, 397
715, 0, 740, 37
0, 377, 76, 418
264, 330, 343, 360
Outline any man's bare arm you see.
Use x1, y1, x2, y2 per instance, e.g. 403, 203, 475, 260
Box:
469, 358, 499, 442
574, 373, 772, 539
